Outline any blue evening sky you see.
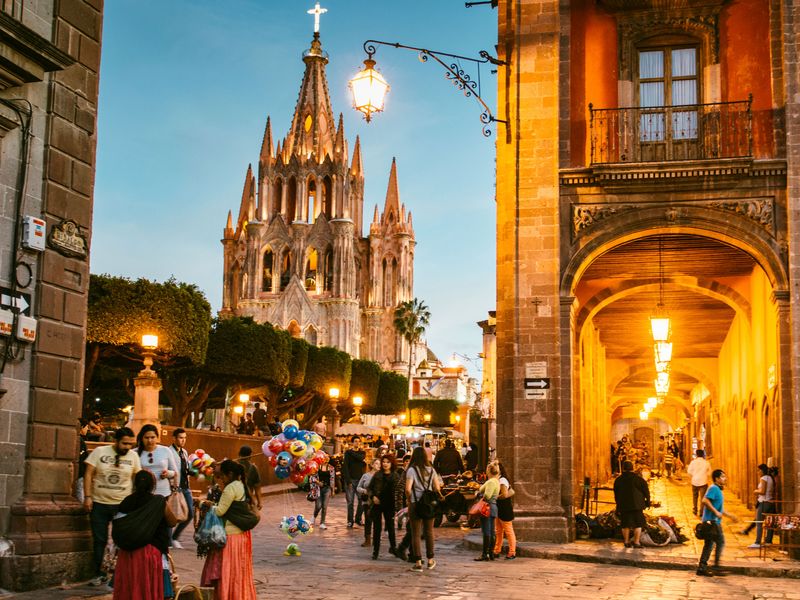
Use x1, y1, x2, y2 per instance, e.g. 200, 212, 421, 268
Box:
93, 1, 497, 376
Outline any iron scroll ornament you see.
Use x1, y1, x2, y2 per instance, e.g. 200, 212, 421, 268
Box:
361, 40, 506, 137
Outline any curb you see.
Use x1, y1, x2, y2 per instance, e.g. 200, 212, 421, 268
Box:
462, 534, 800, 579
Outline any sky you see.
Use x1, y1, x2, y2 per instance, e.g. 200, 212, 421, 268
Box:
93, 0, 497, 378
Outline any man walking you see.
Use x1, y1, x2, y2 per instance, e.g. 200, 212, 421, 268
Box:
342, 436, 366, 527
238, 445, 262, 509
83, 427, 140, 586
613, 460, 650, 548
169, 428, 194, 548
687, 449, 712, 516
697, 469, 739, 576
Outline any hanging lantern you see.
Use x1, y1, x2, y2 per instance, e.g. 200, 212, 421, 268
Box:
655, 341, 673, 363
349, 58, 390, 122
650, 315, 671, 342
640, 410, 649, 421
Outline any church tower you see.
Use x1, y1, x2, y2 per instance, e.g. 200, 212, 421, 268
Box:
220, 31, 415, 367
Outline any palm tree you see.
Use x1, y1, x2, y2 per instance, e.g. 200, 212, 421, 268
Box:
393, 298, 431, 404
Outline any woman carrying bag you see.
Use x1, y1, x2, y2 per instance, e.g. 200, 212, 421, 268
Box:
202, 460, 258, 600
112, 471, 178, 600
474, 462, 501, 561
492, 461, 517, 559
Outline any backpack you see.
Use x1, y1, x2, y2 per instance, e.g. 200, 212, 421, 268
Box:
112, 495, 166, 551
413, 466, 438, 519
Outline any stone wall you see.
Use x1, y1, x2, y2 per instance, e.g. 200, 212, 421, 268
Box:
0, 0, 103, 591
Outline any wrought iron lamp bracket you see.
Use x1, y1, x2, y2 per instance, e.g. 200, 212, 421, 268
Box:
362, 39, 506, 137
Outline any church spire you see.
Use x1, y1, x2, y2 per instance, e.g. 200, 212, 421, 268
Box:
351, 135, 363, 175
236, 164, 256, 228
260, 116, 274, 162
334, 112, 346, 158
382, 157, 400, 220
284, 33, 336, 160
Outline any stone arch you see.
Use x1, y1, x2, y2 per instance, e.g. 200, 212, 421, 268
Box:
307, 175, 317, 222
272, 177, 283, 218
261, 246, 274, 292
304, 246, 318, 292
606, 359, 716, 407
563, 222, 788, 296
322, 175, 333, 219
305, 324, 318, 345
286, 177, 297, 222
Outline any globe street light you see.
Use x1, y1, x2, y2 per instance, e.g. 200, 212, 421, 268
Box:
133, 333, 161, 433
352, 395, 364, 424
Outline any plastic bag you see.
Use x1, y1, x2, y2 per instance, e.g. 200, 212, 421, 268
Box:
194, 510, 227, 558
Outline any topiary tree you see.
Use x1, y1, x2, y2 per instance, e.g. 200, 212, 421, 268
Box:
375, 371, 409, 415
350, 359, 382, 411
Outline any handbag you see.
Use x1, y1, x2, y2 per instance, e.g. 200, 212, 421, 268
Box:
469, 498, 491, 518
167, 489, 189, 522
695, 521, 715, 540
224, 500, 260, 532
174, 584, 204, 600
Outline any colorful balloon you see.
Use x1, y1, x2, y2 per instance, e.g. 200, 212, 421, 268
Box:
284, 543, 301, 556
261, 440, 275, 458
298, 430, 314, 444
276, 451, 292, 467
283, 425, 299, 440
308, 434, 323, 450
289, 439, 307, 457
281, 419, 299, 431
293, 458, 308, 473
275, 465, 291, 479
268, 437, 285, 454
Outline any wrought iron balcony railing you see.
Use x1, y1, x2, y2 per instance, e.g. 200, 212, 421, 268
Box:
589, 97, 752, 165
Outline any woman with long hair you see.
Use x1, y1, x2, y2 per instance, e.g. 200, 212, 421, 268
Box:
492, 461, 517, 559
405, 446, 442, 572
475, 462, 500, 561
202, 459, 257, 600
356, 458, 381, 548
136, 424, 179, 497
113, 471, 177, 600
312, 457, 335, 530
367, 453, 400, 560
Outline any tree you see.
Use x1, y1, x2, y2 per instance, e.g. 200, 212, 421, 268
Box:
350, 359, 382, 411
393, 298, 431, 404
375, 371, 409, 414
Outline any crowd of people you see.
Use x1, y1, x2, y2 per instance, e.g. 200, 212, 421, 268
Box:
610, 434, 683, 477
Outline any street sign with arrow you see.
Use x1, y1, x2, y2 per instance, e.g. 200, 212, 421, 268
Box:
0, 287, 31, 316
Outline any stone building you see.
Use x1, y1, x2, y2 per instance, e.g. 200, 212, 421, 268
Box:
0, 0, 104, 590
221, 33, 415, 369
494, 0, 800, 542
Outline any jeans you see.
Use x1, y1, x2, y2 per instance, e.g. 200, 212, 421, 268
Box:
692, 485, 708, 515
171, 487, 194, 541
314, 486, 332, 524
371, 504, 396, 555
698, 522, 725, 569
90, 502, 119, 576
755, 501, 776, 544
409, 504, 435, 560
344, 481, 364, 525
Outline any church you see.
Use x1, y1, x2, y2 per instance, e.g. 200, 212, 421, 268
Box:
220, 31, 415, 370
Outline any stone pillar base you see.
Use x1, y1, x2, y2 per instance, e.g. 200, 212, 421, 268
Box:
512, 514, 572, 544
2, 496, 92, 591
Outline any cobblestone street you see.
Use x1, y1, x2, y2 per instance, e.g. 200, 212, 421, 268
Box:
5, 482, 800, 600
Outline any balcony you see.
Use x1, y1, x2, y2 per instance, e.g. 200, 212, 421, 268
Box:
589, 98, 752, 165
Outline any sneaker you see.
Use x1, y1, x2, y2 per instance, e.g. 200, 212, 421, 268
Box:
695, 568, 714, 577
427, 559, 436, 570
171, 540, 183, 549
411, 561, 424, 572
505, 555, 517, 560
320, 523, 327, 530
88, 576, 107, 586
347, 522, 354, 529
748, 543, 761, 549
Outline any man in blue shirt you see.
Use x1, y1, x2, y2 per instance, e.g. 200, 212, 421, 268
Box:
697, 469, 739, 576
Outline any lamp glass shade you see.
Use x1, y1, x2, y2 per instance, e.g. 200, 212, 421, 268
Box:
233, 405, 244, 415
654, 372, 670, 395
349, 59, 389, 122
655, 358, 670, 373
329, 387, 340, 399
655, 341, 673, 363
238, 393, 249, 403
142, 334, 158, 349
390, 417, 398, 426
640, 410, 649, 421
650, 316, 671, 342
646, 397, 658, 409
423, 413, 431, 422
353, 396, 363, 407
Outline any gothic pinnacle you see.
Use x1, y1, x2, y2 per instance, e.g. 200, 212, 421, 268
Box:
260, 116, 274, 160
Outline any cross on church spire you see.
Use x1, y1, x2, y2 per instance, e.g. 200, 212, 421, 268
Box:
307, 2, 327, 33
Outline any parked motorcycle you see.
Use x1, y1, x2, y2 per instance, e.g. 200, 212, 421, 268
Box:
434, 472, 481, 528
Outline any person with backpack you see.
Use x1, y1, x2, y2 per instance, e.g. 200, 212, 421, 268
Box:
202, 460, 258, 600
405, 446, 443, 572
112, 470, 178, 599
475, 462, 501, 561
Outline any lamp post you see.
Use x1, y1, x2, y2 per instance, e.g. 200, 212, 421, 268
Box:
351, 395, 364, 424
349, 40, 506, 137
328, 386, 341, 453
132, 334, 161, 433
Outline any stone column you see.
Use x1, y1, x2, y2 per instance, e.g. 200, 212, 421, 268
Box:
494, 0, 570, 543
131, 363, 162, 434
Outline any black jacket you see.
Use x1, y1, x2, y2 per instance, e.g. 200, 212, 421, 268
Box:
613, 471, 650, 512
342, 449, 366, 483
433, 447, 464, 476
368, 470, 400, 511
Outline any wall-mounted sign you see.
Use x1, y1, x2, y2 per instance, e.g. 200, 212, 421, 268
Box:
48, 219, 87, 259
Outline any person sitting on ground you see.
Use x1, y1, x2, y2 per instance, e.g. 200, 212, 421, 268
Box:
613, 460, 650, 549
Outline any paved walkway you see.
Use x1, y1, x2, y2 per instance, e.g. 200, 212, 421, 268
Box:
3, 476, 800, 599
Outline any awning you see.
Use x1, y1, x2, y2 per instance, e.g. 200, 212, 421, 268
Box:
335, 422, 385, 436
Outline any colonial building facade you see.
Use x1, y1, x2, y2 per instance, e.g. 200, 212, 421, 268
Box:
221, 33, 415, 369
495, 0, 800, 542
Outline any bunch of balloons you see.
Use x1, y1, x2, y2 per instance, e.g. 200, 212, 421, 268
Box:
187, 449, 216, 480
261, 419, 327, 485
279, 514, 313, 539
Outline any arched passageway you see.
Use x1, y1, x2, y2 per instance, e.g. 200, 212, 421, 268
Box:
570, 233, 786, 508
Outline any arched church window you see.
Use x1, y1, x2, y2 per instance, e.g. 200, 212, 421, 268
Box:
308, 178, 317, 222
287, 177, 297, 222
322, 176, 333, 219
382, 258, 389, 307
323, 247, 334, 292
280, 249, 292, 291
262, 249, 274, 292
392, 257, 399, 305
305, 325, 318, 345
305, 248, 318, 292
304, 114, 313, 132
273, 178, 283, 219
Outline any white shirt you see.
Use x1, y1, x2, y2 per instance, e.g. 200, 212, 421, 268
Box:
138, 444, 179, 496
687, 457, 711, 487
